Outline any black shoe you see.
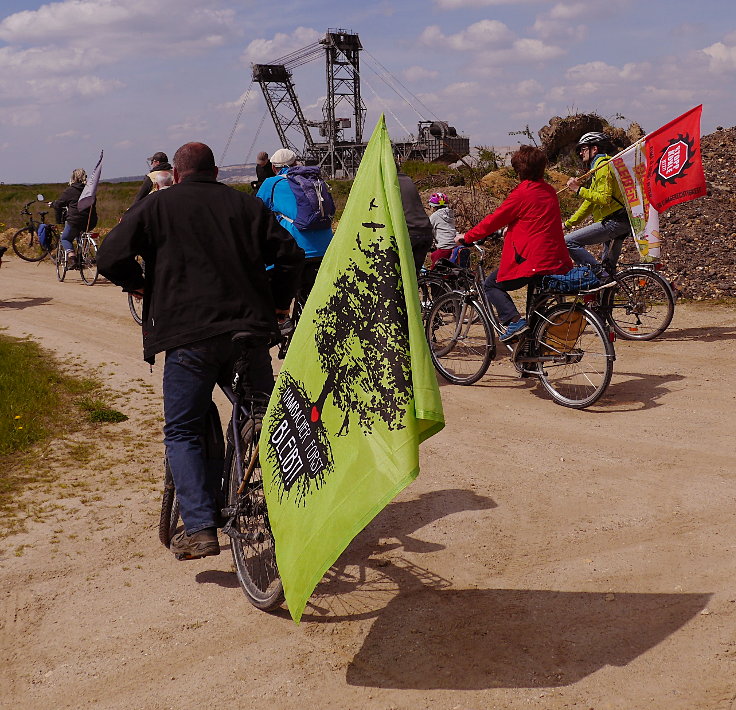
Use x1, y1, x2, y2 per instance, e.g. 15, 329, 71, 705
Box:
170, 528, 220, 560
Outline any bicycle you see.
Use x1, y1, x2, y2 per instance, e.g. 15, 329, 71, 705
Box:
599, 249, 675, 340
425, 241, 616, 409
11, 195, 60, 262
128, 257, 145, 325
158, 333, 284, 611
55, 231, 100, 285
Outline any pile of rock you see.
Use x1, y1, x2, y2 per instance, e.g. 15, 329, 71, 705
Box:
659, 126, 736, 300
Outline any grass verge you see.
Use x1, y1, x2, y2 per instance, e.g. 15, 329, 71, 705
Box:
0, 333, 128, 522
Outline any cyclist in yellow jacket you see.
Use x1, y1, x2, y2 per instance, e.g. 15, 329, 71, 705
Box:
564, 132, 630, 283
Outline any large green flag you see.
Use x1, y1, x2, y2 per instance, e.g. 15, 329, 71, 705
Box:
261, 115, 445, 622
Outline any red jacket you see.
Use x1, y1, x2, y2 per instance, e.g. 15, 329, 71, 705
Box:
464, 179, 573, 282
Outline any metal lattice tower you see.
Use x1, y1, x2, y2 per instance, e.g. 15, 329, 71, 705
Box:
251, 62, 319, 162
319, 29, 367, 177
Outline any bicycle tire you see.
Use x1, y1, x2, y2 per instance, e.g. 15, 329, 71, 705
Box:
79, 238, 99, 285
55, 242, 67, 282
128, 293, 143, 325
533, 303, 614, 409
417, 275, 452, 326
158, 455, 180, 547
604, 268, 674, 340
228, 418, 284, 611
11, 227, 47, 262
46, 227, 59, 264
425, 291, 494, 385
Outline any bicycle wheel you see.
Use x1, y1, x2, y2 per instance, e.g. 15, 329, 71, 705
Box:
79, 237, 99, 285
533, 303, 614, 409
11, 227, 47, 262
46, 227, 59, 264
417, 275, 451, 326
128, 293, 143, 325
604, 268, 674, 340
158, 455, 180, 547
425, 291, 494, 385
55, 242, 67, 282
227, 418, 284, 611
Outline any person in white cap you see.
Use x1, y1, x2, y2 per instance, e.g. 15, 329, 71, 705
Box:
256, 148, 334, 300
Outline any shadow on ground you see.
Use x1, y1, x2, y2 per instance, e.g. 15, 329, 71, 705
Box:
346, 587, 710, 689
0, 296, 52, 309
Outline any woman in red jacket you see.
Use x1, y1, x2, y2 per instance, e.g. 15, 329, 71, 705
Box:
458, 145, 573, 342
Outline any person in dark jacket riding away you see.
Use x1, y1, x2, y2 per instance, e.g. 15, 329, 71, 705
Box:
564, 132, 630, 283
257, 148, 333, 299
51, 168, 98, 267
397, 168, 433, 275
457, 145, 573, 342
133, 151, 174, 202
97, 142, 304, 561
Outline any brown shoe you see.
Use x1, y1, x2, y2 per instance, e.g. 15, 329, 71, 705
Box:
170, 528, 220, 560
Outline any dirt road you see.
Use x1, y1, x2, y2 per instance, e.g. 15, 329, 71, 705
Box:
1, 257, 735, 710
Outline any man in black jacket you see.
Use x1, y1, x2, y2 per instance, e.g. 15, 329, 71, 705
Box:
98, 142, 304, 560
133, 151, 174, 202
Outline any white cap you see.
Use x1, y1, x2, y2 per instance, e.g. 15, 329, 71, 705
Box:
270, 148, 297, 167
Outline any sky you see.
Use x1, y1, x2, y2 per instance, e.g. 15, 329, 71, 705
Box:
1, 0, 735, 183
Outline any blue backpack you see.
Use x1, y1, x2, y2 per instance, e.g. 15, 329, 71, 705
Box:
271, 166, 335, 232
37, 223, 51, 249
541, 266, 600, 293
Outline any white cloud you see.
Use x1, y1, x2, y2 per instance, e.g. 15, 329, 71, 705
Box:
701, 41, 736, 72
240, 27, 321, 64
0, 104, 41, 127
0, 0, 236, 52
403, 65, 439, 82
443, 81, 480, 97
420, 20, 514, 50
477, 38, 565, 64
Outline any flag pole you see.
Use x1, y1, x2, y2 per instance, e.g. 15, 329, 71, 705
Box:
556, 136, 646, 195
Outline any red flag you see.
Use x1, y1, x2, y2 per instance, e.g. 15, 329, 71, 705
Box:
644, 105, 706, 211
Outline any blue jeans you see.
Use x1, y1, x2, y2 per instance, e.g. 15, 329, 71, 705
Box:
484, 270, 537, 325
162, 333, 274, 534
60, 223, 81, 252
565, 216, 630, 274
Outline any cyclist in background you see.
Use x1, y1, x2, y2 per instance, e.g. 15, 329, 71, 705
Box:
564, 132, 630, 283
133, 151, 174, 202
427, 192, 460, 268
257, 148, 333, 300
457, 145, 573, 342
51, 168, 98, 268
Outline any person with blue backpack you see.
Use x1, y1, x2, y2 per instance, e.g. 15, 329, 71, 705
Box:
256, 148, 335, 301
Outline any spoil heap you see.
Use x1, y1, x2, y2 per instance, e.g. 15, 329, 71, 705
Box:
659, 125, 736, 300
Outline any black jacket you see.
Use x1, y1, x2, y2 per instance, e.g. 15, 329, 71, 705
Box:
52, 182, 98, 229
97, 173, 305, 362
397, 172, 432, 237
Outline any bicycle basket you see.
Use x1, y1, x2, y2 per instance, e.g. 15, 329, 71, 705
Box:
541, 309, 587, 354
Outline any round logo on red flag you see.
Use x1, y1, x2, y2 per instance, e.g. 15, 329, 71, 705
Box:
655, 134, 697, 186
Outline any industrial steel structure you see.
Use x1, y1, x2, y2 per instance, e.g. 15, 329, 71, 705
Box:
252, 29, 469, 178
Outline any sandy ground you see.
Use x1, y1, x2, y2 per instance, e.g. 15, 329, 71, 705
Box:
1, 256, 735, 710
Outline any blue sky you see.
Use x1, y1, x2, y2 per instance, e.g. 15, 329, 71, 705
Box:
1, 0, 734, 183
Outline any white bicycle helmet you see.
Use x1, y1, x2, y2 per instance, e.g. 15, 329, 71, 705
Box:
576, 131, 609, 148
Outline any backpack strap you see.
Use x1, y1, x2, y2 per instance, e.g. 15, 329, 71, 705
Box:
268, 176, 294, 224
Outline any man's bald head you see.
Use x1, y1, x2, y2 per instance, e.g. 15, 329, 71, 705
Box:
173, 142, 218, 181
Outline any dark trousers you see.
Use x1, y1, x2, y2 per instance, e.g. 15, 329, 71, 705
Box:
483, 270, 537, 325
410, 234, 433, 276
162, 333, 274, 534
